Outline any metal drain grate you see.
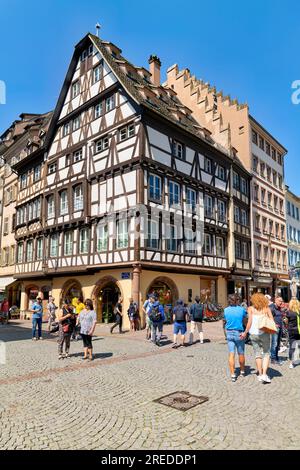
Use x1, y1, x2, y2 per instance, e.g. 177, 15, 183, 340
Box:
154, 391, 209, 411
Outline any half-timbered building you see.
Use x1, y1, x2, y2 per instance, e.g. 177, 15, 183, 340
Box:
12, 33, 251, 324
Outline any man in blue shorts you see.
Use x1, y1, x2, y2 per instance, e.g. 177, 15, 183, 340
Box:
223, 294, 247, 382
172, 299, 189, 348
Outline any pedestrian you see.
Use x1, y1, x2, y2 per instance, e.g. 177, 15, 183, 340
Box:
172, 299, 189, 348
127, 299, 138, 332
47, 296, 57, 333
223, 294, 247, 382
0, 298, 9, 324
189, 295, 205, 345
285, 299, 300, 369
148, 298, 165, 346
241, 298, 248, 309
78, 299, 97, 361
57, 300, 75, 359
269, 296, 284, 365
110, 297, 123, 334
241, 293, 274, 384
143, 295, 155, 339
31, 297, 44, 341
72, 296, 85, 340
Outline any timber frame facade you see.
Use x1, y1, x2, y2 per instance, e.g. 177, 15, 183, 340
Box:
8, 33, 252, 323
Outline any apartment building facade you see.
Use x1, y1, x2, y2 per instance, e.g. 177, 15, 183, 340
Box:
286, 187, 300, 299
9, 33, 251, 325
166, 66, 288, 298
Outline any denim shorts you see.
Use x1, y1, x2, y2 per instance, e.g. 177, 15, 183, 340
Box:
226, 329, 245, 355
174, 322, 187, 335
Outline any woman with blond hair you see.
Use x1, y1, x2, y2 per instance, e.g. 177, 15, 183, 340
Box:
285, 299, 300, 369
241, 293, 274, 383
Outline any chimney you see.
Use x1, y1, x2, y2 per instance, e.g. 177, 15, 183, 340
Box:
148, 55, 161, 86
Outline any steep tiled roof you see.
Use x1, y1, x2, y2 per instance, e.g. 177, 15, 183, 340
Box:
89, 34, 218, 146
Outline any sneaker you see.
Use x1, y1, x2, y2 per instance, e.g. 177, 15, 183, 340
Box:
172, 343, 178, 348
271, 360, 283, 366
32, 337, 37, 341
39, 337, 43, 341
58, 355, 63, 360
289, 363, 295, 369
257, 375, 263, 382
200, 341, 204, 344
240, 371, 246, 377
65, 353, 70, 359
231, 375, 237, 382
261, 374, 271, 383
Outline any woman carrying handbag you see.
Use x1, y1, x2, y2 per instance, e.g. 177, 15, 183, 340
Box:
57, 299, 75, 359
241, 293, 276, 384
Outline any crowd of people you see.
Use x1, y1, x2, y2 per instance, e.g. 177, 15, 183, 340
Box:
4, 288, 300, 381
223, 293, 300, 383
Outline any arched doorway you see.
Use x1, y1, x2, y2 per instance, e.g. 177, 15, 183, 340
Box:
92, 276, 122, 323
146, 276, 179, 306
60, 280, 83, 307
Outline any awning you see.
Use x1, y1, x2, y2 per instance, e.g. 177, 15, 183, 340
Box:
279, 278, 300, 286
0, 276, 16, 291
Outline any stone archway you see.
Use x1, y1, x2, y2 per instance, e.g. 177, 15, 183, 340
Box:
146, 276, 179, 306
60, 279, 83, 307
92, 276, 124, 323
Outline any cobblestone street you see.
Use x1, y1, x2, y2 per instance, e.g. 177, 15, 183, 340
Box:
0, 320, 300, 450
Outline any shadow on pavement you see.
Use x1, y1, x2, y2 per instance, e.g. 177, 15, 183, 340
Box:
69, 352, 113, 360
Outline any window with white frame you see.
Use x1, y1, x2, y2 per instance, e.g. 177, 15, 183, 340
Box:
173, 140, 184, 160
149, 174, 162, 201
47, 195, 55, 218
169, 181, 180, 207
26, 240, 33, 262
60, 190, 68, 215
17, 242, 23, 263
72, 116, 81, 131
204, 157, 212, 174
9, 245, 15, 265
93, 64, 103, 83
20, 173, 27, 189
186, 188, 196, 212
184, 228, 196, 254
73, 185, 83, 211
95, 136, 109, 153
119, 124, 135, 141
105, 95, 115, 112
216, 237, 225, 257
97, 224, 108, 252
73, 149, 83, 162
64, 231, 73, 256
204, 233, 213, 254
79, 228, 89, 254
36, 238, 43, 260
117, 219, 128, 249
48, 162, 57, 174
204, 195, 213, 217
166, 224, 179, 252
50, 234, 58, 257
34, 165, 41, 182
94, 102, 103, 119
71, 81, 80, 99
63, 122, 70, 136
147, 219, 159, 249
217, 200, 226, 222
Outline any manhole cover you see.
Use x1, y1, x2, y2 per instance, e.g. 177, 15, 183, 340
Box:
154, 391, 209, 411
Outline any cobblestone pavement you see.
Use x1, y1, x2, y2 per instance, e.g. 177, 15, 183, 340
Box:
0, 320, 300, 450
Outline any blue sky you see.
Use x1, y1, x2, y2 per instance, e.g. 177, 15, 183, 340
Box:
0, 0, 299, 192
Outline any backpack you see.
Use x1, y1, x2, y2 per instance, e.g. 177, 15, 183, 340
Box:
149, 305, 162, 322
174, 305, 186, 322
128, 304, 136, 318
193, 303, 204, 321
